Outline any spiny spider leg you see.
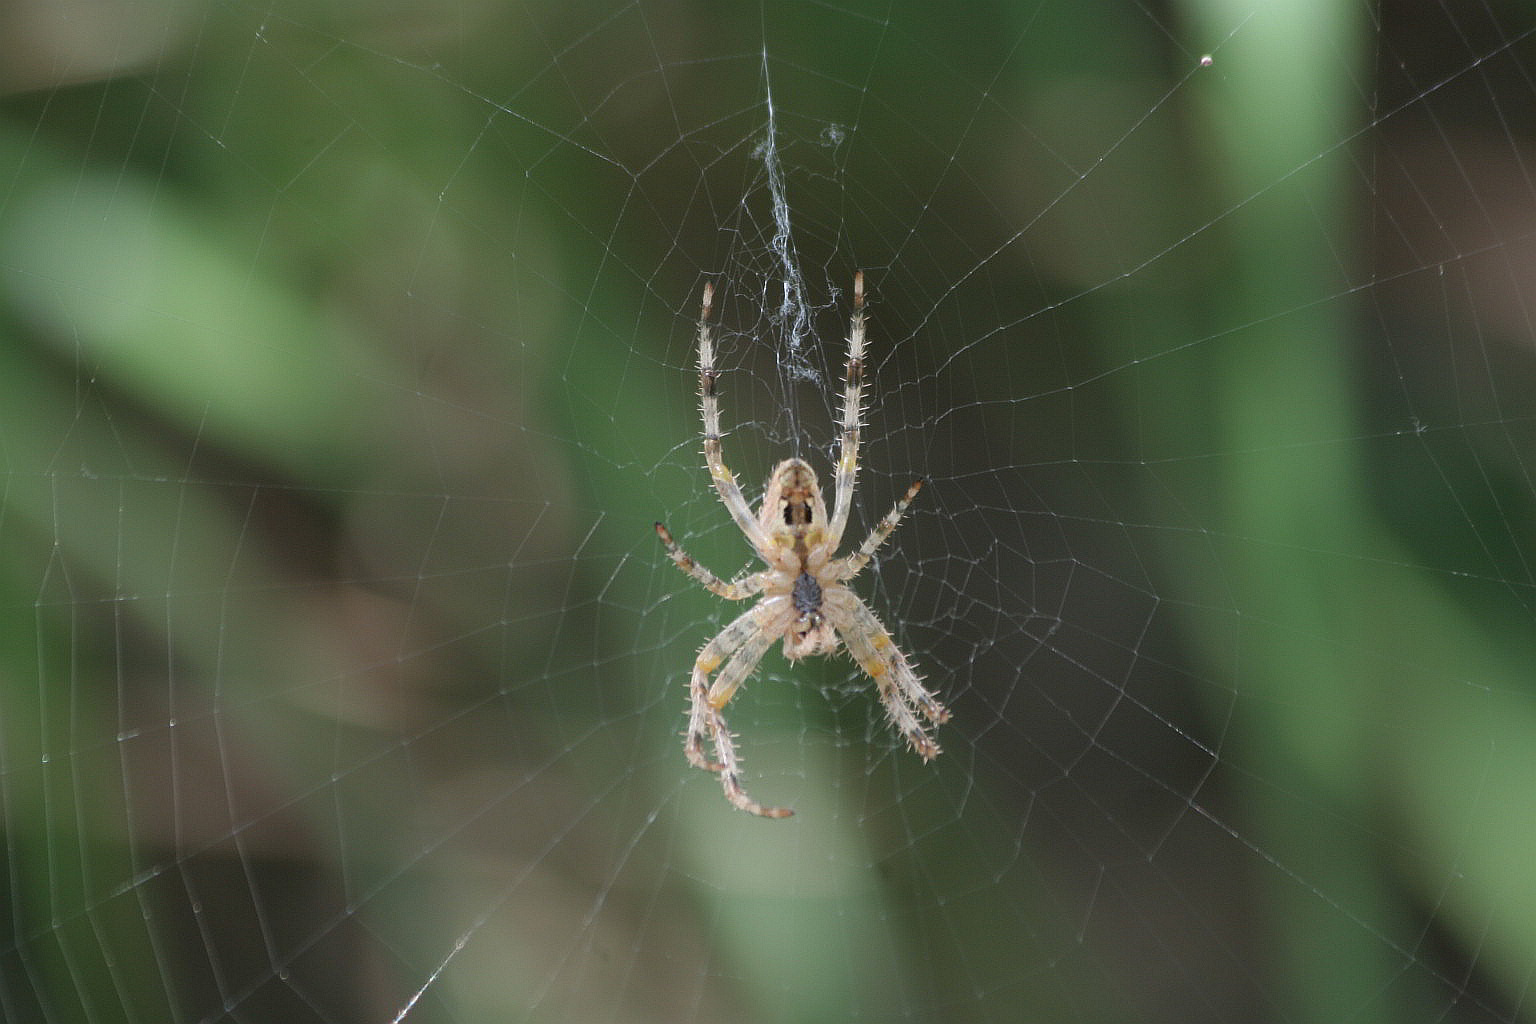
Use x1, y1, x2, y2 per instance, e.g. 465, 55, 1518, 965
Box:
827, 270, 867, 550
837, 477, 925, 582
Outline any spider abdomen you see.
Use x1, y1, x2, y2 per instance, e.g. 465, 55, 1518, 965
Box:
787, 571, 833, 659
791, 570, 823, 615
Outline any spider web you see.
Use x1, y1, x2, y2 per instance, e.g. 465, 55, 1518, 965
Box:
2, 1, 1535, 1022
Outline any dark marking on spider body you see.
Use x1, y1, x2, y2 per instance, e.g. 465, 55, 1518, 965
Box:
792, 571, 823, 615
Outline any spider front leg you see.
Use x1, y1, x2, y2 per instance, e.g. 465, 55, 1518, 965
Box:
696, 282, 768, 550
687, 597, 796, 818
827, 270, 868, 550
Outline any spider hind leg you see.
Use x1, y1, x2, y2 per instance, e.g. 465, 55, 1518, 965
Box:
686, 600, 796, 818
826, 589, 949, 762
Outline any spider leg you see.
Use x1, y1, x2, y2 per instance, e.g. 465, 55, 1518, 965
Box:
696, 282, 769, 551
688, 596, 796, 818
654, 522, 767, 600
826, 271, 866, 551
835, 477, 924, 582
824, 589, 949, 761
684, 604, 762, 772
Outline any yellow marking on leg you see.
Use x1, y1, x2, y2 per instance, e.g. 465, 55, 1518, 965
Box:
709, 677, 746, 708
859, 656, 888, 678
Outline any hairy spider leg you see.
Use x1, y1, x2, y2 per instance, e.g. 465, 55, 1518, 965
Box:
653, 522, 766, 601
837, 477, 925, 582
687, 596, 796, 818
826, 270, 866, 551
696, 282, 767, 552
824, 588, 949, 760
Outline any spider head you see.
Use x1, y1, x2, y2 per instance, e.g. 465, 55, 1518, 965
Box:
759, 458, 829, 554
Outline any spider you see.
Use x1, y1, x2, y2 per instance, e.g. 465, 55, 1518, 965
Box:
655, 272, 950, 818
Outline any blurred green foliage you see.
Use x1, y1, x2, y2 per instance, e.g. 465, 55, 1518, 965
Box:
2, 1, 1535, 1022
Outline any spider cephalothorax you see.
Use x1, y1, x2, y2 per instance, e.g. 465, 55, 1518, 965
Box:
654, 273, 950, 818
761, 458, 839, 658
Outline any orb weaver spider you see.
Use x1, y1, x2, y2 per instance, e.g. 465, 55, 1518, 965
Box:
655, 273, 949, 817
